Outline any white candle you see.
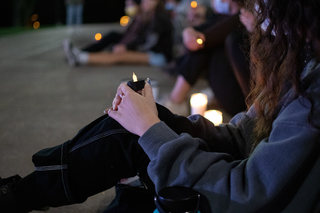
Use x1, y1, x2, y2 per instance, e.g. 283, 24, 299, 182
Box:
190, 93, 208, 116
204, 110, 223, 126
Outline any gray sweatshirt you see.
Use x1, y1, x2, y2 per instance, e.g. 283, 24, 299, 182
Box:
139, 59, 320, 213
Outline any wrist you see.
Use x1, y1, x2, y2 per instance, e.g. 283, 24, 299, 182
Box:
138, 117, 161, 137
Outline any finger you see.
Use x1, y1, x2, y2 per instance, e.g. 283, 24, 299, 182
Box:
198, 33, 206, 42
143, 80, 154, 99
187, 41, 197, 50
118, 82, 133, 97
103, 107, 112, 114
116, 82, 128, 97
113, 93, 122, 110
193, 43, 200, 50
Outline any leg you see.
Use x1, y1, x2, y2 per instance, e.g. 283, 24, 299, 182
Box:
0, 104, 198, 212
1, 115, 148, 212
170, 75, 191, 104
88, 51, 150, 65
164, 49, 211, 99
177, 49, 212, 87
66, 5, 75, 26
160, 50, 211, 115
224, 30, 251, 96
75, 4, 83, 25
33, 114, 148, 206
81, 32, 123, 52
207, 46, 246, 116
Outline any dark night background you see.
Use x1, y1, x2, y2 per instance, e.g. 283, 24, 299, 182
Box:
0, 0, 125, 28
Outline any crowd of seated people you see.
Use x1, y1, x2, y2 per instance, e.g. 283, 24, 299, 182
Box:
64, 0, 174, 67
64, 0, 253, 118
159, 0, 252, 117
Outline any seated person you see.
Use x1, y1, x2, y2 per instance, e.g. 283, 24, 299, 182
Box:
64, 0, 141, 53
168, 0, 214, 56
161, 0, 250, 116
64, 0, 173, 68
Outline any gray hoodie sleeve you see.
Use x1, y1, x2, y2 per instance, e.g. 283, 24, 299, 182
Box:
138, 81, 320, 212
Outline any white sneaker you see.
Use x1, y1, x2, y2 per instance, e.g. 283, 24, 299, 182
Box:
63, 39, 78, 67
158, 95, 190, 117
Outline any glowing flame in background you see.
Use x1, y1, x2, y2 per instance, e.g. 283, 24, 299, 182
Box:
197, 38, 203, 44
31, 14, 38, 22
191, 1, 197, 8
31, 14, 40, 29
95, 33, 102, 41
33, 21, 40, 29
120, 16, 130, 27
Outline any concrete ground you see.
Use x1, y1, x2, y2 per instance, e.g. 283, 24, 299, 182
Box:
0, 24, 230, 212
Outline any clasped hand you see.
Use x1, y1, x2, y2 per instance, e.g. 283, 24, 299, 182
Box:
183, 27, 206, 51
105, 80, 161, 137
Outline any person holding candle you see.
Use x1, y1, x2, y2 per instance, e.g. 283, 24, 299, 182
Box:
64, 0, 173, 68
161, 0, 252, 117
63, 0, 141, 56
1, 0, 320, 212
108, 1, 320, 212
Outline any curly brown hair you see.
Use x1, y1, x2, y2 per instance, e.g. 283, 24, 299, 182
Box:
245, 0, 320, 151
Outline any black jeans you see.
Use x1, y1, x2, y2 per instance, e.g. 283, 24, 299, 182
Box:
32, 104, 198, 207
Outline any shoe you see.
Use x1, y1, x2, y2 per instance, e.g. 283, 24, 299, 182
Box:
63, 39, 78, 67
0, 175, 50, 213
0, 175, 28, 213
158, 95, 190, 117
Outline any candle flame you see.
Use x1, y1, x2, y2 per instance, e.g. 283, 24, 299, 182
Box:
120, 16, 130, 26
197, 38, 203, 44
95, 33, 102, 41
204, 110, 223, 126
191, 1, 197, 8
132, 72, 138, 82
190, 93, 208, 107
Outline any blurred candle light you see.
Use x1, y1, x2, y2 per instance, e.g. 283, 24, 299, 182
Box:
191, 1, 198, 8
190, 93, 207, 116
197, 38, 203, 44
120, 16, 130, 27
31, 14, 38, 22
33, 21, 40, 29
204, 110, 223, 126
95, 33, 102, 41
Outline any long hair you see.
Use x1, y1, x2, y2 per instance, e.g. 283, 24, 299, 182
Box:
246, 0, 320, 150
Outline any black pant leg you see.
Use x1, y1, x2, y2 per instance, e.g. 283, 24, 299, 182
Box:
31, 105, 199, 207
224, 30, 251, 96
32, 115, 147, 206
81, 31, 123, 52
178, 50, 212, 86
207, 46, 246, 116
